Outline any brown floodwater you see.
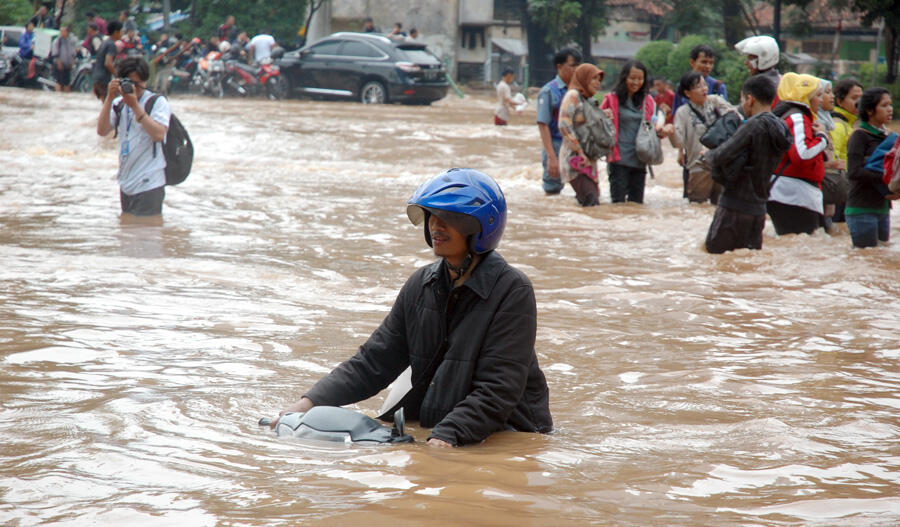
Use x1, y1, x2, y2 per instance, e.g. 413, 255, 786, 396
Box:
1, 87, 899, 526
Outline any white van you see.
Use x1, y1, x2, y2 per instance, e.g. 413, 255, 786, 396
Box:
0, 26, 60, 59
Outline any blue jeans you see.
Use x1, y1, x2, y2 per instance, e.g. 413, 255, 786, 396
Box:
846, 213, 890, 248
542, 137, 564, 194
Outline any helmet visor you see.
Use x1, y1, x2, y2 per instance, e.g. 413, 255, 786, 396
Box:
407, 205, 481, 237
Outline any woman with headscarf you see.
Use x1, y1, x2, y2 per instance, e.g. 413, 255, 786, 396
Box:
767, 73, 829, 235
558, 63, 607, 206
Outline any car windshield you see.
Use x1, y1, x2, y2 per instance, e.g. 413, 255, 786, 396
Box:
395, 47, 439, 65
3, 30, 22, 47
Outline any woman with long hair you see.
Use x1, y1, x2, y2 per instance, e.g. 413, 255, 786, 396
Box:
600, 60, 673, 203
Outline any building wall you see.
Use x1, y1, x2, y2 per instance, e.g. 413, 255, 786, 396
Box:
602, 20, 652, 42
306, 0, 528, 83
309, 0, 461, 74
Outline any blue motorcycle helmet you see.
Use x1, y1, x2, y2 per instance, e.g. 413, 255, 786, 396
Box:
406, 168, 507, 254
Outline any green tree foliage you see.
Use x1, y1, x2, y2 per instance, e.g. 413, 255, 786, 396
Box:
66, 1, 191, 36
785, 0, 900, 83
527, 0, 583, 49
636, 34, 748, 105
715, 52, 750, 105
527, 0, 605, 55
76, 0, 147, 27
635, 40, 674, 80
190, 0, 308, 46
59, 1, 306, 46
664, 34, 707, 82
0, 0, 32, 25
654, 0, 719, 39
848, 0, 900, 83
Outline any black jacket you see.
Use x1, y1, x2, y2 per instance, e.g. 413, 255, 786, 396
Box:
847, 128, 892, 209
708, 111, 791, 215
304, 250, 552, 446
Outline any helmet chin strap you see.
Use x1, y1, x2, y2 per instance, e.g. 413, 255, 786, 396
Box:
446, 252, 473, 281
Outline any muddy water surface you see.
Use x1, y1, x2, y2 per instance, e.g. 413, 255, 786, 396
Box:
1, 88, 900, 526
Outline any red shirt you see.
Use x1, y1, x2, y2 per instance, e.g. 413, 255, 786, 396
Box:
654, 89, 675, 125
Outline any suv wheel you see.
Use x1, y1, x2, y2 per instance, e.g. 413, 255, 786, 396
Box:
360, 80, 386, 104
267, 75, 289, 100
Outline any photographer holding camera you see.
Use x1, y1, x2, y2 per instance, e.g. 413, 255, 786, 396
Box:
97, 57, 171, 217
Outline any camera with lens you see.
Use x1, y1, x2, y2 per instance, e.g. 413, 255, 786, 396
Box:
119, 78, 134, 94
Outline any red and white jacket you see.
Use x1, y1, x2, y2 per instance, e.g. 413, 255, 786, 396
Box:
774, 106, 827, 186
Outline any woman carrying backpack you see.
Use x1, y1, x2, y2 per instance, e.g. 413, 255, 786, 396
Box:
845, 87, 899, 247
557, 63, 611, 206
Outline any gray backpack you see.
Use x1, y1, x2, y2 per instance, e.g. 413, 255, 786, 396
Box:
576, 96, 616, 160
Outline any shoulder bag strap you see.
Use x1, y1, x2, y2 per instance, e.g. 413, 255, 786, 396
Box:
143, 93, 162, 157
769, 158, 792, 191
112, 100, 126, 138
687, 102, 709, 126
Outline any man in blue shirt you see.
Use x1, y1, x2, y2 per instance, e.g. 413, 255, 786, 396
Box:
671, 45, 727, 115
18, 22, 36, 60
536, 47, 582, 194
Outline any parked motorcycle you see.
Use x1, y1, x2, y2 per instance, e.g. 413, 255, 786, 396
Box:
222, 57, 285, 100
71, 49, 94, 94
196, 50, 226, 98
6, 54, 56, 90
163, 48, 200, 95
222, 59, 259, 97
258, 58, 286, 100
0, 54, 13, 86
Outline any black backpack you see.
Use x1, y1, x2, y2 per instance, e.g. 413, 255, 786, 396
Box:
114, 94, 193, 186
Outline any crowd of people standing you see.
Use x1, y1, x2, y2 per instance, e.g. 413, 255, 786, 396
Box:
12, 6, 278, 99
526, 36, 898, 252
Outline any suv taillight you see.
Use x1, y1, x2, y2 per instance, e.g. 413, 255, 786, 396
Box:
396, 62, 421, 73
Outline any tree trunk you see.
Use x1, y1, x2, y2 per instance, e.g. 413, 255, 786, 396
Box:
578, 0, 595, 62
524, 4, 553, 87
301, 0, 326, 47
773, 0, 782, 50
722, 0, 744, 46
887, 25, 898, 84
163, 0, 171, 29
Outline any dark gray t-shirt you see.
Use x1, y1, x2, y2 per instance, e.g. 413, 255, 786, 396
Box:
92, 39, 116, 86
617, 98, 643, 168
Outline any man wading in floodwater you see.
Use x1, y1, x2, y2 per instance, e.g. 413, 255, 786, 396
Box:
96, 57, 170, 217
272, 169, 552, 447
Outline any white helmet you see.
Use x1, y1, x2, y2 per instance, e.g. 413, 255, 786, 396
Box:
218, 40, 232, 53
734, 35, 779, 71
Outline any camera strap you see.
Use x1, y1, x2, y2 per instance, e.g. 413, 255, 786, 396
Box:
113, 100, 125, 138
